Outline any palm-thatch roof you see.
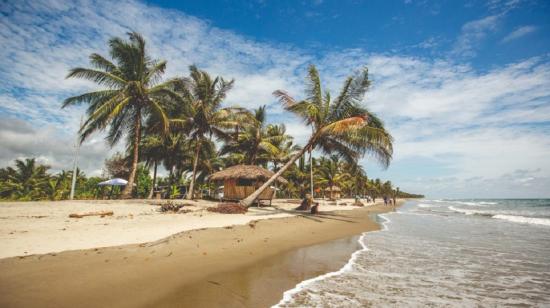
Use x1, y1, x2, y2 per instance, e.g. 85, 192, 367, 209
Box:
324, 185, 341, 192
209, 165, 288, 184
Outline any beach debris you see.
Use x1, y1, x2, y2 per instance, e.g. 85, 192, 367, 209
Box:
159, 201, 192, 213
207, 203, 247, 214
68, 211, 114, 218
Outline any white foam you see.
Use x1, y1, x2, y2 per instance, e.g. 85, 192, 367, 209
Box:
478, 202, 498, 205
454, 201, 479, 206
417, 203, 436, 208
493, 215, 550, 226
273, 214, 394, 307
448, 206, 482, 215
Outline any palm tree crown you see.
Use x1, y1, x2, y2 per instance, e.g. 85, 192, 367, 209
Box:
241, 65, 393, 206
63, 32, 183, 198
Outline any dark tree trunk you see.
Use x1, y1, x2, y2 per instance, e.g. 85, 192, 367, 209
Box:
147, 161, 157, 199
186, 140, 202, 200
122, 110, 141, 199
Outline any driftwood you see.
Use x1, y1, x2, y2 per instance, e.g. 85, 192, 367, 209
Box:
69, 211, 114, 218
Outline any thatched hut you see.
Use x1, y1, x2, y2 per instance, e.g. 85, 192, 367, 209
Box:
324, 185, 342, 200
209, 165, 288, 205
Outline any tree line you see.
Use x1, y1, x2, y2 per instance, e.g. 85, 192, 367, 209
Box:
0, 32, 424, 204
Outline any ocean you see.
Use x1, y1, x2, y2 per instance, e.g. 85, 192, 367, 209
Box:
276, 199, 550, 307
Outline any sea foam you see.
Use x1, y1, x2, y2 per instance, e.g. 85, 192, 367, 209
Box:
449, 206, 550, 226
274, 215, 393, 307
493, 215, 550, 226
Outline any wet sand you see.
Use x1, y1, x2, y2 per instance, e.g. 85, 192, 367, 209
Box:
0, 202, 401, 308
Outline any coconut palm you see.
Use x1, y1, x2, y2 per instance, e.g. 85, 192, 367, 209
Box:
220, 105, 283, 165
266, 124, 300, 171
140, 135, 165, 198
174, 65, 248, 199
241, 65, 393, 207
316, 155, 351, 197
63, 32, 184, 198
0, 158, 51, 200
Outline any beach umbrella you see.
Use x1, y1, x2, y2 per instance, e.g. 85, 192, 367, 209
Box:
98, 178, 129, 186
98, 178, 134, 199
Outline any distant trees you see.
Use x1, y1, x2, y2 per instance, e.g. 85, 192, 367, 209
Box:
0, 158, 50, 200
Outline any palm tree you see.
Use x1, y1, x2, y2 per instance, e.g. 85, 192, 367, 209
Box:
174, 65, 247, 200
220, 105, 281, 165
241, 65, 393, 207
317, 155, 351, 197
140, 135, 165, 198
0, 158, 51, 200
63, 32, 183, 198
266, 124, 300, 171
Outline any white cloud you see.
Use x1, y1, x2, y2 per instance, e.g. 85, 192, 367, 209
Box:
451, 14, 501, 57
1, 0, 549, 198
501, 25, 537, 43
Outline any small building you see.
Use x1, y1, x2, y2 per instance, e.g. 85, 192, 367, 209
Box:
324, 185, 342, 200
209, 165, 288, 205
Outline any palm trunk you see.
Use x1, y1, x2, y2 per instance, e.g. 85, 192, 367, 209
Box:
121, 110, 141, 199
147, 161, 157, 199
241, 140, 311, 207
309, 150, 314, 198
186, 140, 201, 200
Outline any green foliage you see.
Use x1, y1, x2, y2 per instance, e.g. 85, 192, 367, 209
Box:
135, 164, 152, 198
169, 185, 180, 199
0, 158, 51, 201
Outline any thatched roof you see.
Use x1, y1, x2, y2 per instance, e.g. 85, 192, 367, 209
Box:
324, 185, 341, 192
209, 165, 288, 184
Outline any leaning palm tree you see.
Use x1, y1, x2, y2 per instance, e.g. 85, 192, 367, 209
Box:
241, 65, 393, 207
174, 65, 248, 200
62, 32, 184, 198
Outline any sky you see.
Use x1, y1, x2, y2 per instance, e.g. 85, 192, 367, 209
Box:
1, 0, 549, 198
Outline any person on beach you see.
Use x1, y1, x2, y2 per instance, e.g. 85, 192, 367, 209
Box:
310, 202, 319, 214
384, 196, 388, 206
295, 194, 313, 211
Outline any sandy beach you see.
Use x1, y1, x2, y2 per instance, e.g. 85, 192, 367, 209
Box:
0, 198, 400, 307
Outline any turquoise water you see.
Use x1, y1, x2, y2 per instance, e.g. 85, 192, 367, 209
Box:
277, 199, 550, 307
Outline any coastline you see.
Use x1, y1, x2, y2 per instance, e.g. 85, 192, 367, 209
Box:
0, 200, 403, 308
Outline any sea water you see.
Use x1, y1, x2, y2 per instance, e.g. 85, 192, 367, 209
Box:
276, 199, 550, 307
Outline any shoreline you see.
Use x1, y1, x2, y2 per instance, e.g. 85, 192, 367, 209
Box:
0, 200, 404, 308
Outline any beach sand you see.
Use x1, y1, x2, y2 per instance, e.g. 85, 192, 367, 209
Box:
0, 199, 400, 307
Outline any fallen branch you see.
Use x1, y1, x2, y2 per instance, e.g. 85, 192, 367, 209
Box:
69, 211, 114, 218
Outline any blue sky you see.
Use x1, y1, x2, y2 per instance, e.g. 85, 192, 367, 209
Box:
1, 0, 549, 198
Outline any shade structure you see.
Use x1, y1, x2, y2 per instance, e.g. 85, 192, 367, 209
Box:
98, 178, 128, 186
209, 165, 288, 184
